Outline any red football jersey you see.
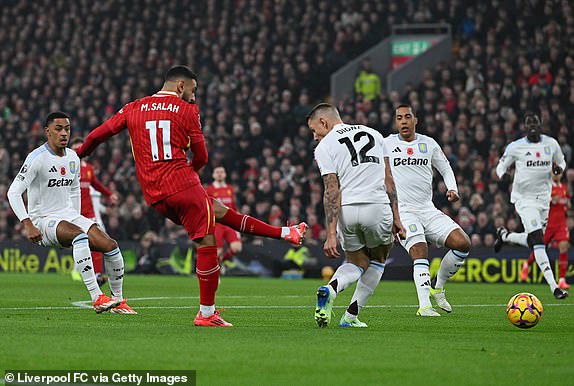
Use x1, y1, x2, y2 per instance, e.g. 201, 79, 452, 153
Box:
206, 183, 237, 211
548, 182, 569, 225
79, 160, 112, 218
80, 91, 205, 204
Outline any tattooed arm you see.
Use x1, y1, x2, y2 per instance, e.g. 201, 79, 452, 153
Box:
322, 173, 341, 257
384, 157, 406, 240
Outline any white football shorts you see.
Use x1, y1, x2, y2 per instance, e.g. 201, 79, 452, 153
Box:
33, 215, 96, 248
399, 206, 461, 252
337, 203, 393, 252
514, 198, 549, 234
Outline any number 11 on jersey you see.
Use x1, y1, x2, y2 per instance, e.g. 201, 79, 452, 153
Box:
146, 120, 172, 161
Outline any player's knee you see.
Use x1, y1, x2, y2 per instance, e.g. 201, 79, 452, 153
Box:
527, 230, 544, 248
409, 242, 428, 259
72, 233, 89, 246
231, 243, 242, 254
355, 260, 369, 273
458, 233, 471, 253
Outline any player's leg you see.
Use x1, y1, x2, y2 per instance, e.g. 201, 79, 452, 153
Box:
212, 198, 308, 245
341, 203, 394, 326
86, 221, 136, 314
220, 227, 242, 263
53, 219, 118, 312
558, 240, 570, 289
408, 241, 439, 316
430, 220, 470, 313
522, 227, 551, 281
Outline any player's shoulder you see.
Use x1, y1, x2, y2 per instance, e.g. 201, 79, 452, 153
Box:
541, 134, 559, 146
23, 144, 50, 166
506, 137, 528, 150
65, 147, 80, 160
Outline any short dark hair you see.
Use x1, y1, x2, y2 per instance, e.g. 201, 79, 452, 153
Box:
165, 65, 198, 82
69, 137, 84, 146
45, 111, 70, 127
306, 103, 336, 122
523, 111, 540, 124
395, 104, 415, 115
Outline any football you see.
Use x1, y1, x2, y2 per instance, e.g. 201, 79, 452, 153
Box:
506, 292, 543, 329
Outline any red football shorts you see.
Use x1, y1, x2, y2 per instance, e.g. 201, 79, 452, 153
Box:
545, 221, 569, 247
152, 184, 215, 241
214, 223, 241, 249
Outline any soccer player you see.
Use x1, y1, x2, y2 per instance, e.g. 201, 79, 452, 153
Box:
385, 104, 471, 316
308, 103, 406, 328
520, 170, 570, 289
205, 166, 243, 267
76, 65, 233, 326
69, 137, 119, 286
7, 112, 135, 314
494, 112, 568, 299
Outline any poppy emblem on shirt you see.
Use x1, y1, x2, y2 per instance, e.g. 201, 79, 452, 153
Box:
407, 148, 414, 155
544, 146, 551, 155
60, 167, 66, 176
418, 143, 428, 153
536, 152, 540, 158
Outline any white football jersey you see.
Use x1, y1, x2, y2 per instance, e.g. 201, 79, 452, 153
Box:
7, 143, 81, 222
314, 123, 389, 205
496, 134, 566, 204
384, 133, 457, 211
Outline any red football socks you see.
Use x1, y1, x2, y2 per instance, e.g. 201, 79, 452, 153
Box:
219, 208, 281, 239
559, 252, 568, 278
91, 251, 103, 274
526, 251, 535, 266
196, 246, 220, 306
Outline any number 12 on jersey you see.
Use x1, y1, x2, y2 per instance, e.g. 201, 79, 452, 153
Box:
338, 131, 380, 166
146, 120, 172, 161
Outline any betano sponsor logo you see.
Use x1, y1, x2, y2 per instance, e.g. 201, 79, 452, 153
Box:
47, 178, 74, 187
394, 158, 429, 166
526, 160, 551, 167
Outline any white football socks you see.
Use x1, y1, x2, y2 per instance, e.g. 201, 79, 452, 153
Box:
345, 261, 385, 320
504, 232, 529, 247
435, 250, 467, 289
413, 259, 432, 309
328, 262, 364, 299
73, 233, 102, 302
533, 245, 558, 291
104, 247, 125, 300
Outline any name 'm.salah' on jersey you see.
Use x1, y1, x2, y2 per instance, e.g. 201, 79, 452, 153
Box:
314, 123, 389, 205
98, 92, 205, 204
384, 133, 458, 211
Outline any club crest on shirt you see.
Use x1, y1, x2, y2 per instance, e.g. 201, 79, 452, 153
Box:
60, 167, 66, 176
409, 224, 418, 232
531, 219, 537, 227
407, 147, 414, 155
69, 161, 76, 174
418, 143, 428, 153
544, 146, 551, 155
48, 220, 56, 228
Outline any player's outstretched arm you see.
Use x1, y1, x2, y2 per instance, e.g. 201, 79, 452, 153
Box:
322, 173, 341, 257
384, 157, 406, 240
431, 142, 459, 200
76, 106, 130, 158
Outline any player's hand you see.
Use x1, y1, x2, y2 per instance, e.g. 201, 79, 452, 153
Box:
392, 219, 406, 241
552, 165, 563, 176
323, 234, 340, 258
23, 221, 42, 244
446, 190, 460, 202
109, 193, 119, 206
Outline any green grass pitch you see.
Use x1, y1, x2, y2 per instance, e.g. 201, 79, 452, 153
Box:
1, 273, 572, 385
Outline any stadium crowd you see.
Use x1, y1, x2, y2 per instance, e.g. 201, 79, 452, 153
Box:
1, 0, 573, 249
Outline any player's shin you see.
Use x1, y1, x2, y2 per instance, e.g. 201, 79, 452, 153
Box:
219, 208, 281, 238
413, 259, 432, 308
435, 250, 467, 289
103, 247, 125, 300
505, 232, 529, 247
196, 246, 220, 317
328, 263, 364, 298
345, 261, 384, 320
73, 233, 102, 301
533, 245, 559, 290
559, 252, 568, 279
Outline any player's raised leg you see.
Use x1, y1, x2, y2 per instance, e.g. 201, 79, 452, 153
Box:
212, 199, 308, 245
527, 229, 568, 298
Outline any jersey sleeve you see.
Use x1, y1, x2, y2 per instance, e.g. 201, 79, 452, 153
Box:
431, 139, 458, 192
382, 136, 391, 159
7, 156, 40, 221
551, 138, 567, 171
70, 154, 81, 214
77, 102, 132, 157
314, 143, 336, 176
496, 142, 516, 178
185, 104, 204, 145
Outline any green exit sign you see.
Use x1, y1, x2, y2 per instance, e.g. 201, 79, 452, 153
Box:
392, 39, 432, 56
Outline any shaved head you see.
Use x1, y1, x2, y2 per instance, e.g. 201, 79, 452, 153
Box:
306, 103, 341, 123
